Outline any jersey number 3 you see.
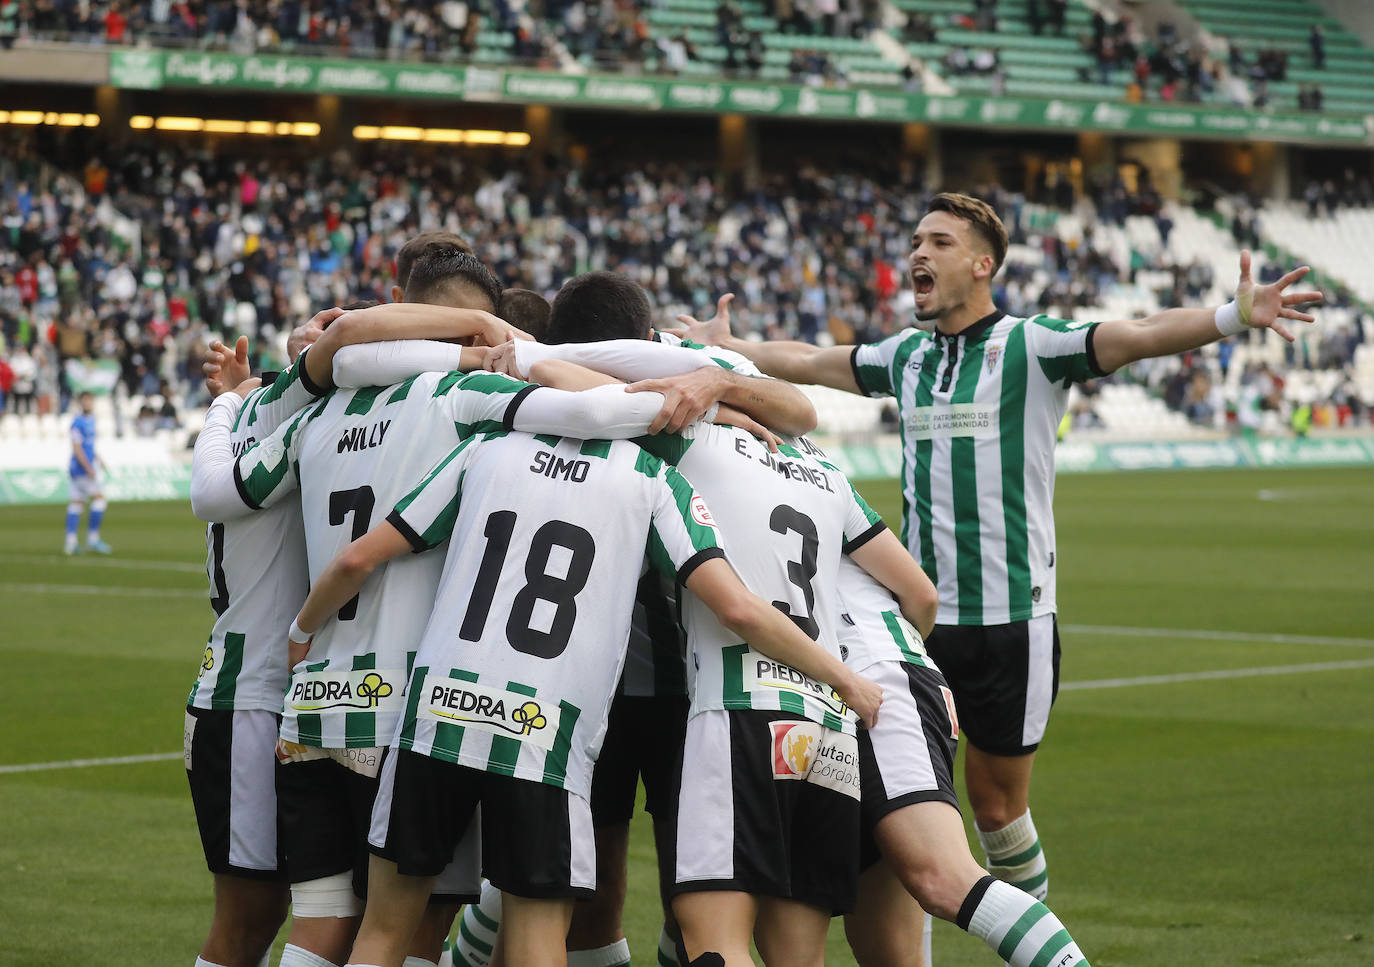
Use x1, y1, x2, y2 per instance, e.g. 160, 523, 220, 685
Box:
460, 510, 597, 660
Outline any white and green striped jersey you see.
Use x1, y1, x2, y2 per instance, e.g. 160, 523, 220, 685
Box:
835, 556, 936, 674
232, 371, 549, 748
388, 430, 723, 798
189, 349, 328, 713
851, 313, 1105, 627
641, 425, 887, 734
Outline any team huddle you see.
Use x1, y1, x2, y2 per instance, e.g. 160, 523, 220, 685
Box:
183, 193, 1320, 967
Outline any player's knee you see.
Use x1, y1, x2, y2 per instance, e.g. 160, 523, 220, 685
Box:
844, 918, 921, 967
90, 496, 106, 512
67, 501, 84, 515
291, 871, 365, 919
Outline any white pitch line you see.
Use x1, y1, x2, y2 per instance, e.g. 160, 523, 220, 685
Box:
1061, 658, 1374, 691
7, 660, 1373, 776
0, 751, 182, 774
1061, 623, 1374, 649
0, 553, 205, 574
0, 582, 204, 599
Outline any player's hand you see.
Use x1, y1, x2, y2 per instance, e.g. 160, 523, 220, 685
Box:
232, 377, 262, 399
479, 313, 535, 348
628, 368, 730, 433
837, 672, 883, 730
485, 337, 522, 377
712, 404, 781, 452
203, 335, 251, 397
670, 292, 737, 346
287, 306, 346, 359
288, 635, 312, 671
1237, 250, 1323, 343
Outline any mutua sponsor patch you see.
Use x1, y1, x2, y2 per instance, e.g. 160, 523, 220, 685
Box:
742, 649, 855, 723
418, 675, 561, 751
287, 669, 405, 713
768, 720, 860, 799
904, 403, 997, 440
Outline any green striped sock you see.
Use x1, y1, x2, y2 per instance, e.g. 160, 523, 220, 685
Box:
977, 809, 1049, 900
958, 877, 1089, 967
453, 880, 502, 967
567, 939, 630, 967
657, 925, 682, 967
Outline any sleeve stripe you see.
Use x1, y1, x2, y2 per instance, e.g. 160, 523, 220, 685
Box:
386, 509, 431, 554
296, 348, 328, 397
231, 460, 261, 510
677, 546, 726, 585
1084, 322, 1108, 377
843, 519, 888, 555
503, 384, 540, 431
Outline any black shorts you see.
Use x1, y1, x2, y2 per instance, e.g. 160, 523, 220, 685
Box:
856, 660, 960, 870
590, 692, 690, 827
924, 614, 1061, 757
370, 748, 596, 900
669, 709, 861, 915
184, 707, 285, 880
276, 753, 379, 897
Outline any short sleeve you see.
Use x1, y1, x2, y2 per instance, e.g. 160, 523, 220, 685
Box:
237, 346, 329, 436
840, 478, 887, 554
1024, 316, 1107, 386
644, 458, 724, 584
850, 329, 917, 398
386, 435, 480, 553
433, 370, 539, 437
232, 398, 321, 509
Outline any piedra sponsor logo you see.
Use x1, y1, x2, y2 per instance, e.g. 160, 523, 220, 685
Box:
421, 675, 562, 750
747, 655, 851, 719
289, 670, 397, 711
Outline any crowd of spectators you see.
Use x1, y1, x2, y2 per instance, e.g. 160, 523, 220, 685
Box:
1, 128, 1369, 436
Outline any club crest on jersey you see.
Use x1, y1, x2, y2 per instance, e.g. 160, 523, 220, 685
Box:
288, 670, 402, 712
690, 494, 715, 527
418, 675, 562, 751
985, 345, 1002, 373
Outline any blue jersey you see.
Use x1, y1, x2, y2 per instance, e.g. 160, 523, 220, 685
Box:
70, 414, 97, 478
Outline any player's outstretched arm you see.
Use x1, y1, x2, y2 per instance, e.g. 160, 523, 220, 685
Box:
685, 557, 883, 727
289, 522, 413, 649
190, 378, 260, 522
306, 304, 525, 389
673, 293, 864, 394
848, 529, 939, 639
1093, 250, 1322, 373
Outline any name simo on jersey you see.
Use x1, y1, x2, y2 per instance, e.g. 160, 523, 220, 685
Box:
530, 449, 592, 483
732, 436, 834, 494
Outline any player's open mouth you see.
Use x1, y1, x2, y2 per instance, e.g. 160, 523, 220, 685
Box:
912, 267, 935, 299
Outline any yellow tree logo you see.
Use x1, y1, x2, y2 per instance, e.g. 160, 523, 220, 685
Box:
512, 701, 548, 736
201, 646, 215, 673
356, 673, 393, 708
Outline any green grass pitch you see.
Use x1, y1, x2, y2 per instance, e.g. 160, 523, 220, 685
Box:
2, 466, 1372, 966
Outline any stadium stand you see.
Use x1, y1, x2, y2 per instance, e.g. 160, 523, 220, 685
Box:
2, 123, 1368, 443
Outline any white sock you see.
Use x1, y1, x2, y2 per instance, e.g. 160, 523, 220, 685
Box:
977, 809, 1049, 900
656, 925, 681, 967
403, 958, 438, 967
452, 880, 502, 967
922, 911, 933, 967
195, 958, 229, 967
959, 877, 1088, 967
567, 939, 631, 967
279, 944, 337, 967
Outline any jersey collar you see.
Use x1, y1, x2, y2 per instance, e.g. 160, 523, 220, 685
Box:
936, 310, 1004, 343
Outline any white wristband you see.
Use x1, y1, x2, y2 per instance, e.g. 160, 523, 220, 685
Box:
288, 619, 312, 644
1214, 300, 1248, 337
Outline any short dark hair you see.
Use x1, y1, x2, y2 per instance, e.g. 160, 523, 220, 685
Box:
924, 192, 1009, 275
342, 300, 380, 311
406, 251, 502, 312
546, 272, 652, 345
499, 288, 552, 342
394, 231, 474, 292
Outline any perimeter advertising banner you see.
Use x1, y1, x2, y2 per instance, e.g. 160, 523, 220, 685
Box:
109, 51, 1374, 145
